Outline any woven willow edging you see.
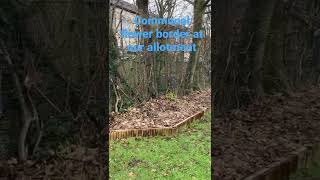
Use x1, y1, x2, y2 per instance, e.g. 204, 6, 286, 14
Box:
109, 109, 208, 140
242, 142, 320, 180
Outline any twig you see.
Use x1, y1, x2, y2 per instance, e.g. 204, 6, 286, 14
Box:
29, 89, 42, 157
240, 32, 255, 55
35, 86, 62, 113
110, 77, 121, 112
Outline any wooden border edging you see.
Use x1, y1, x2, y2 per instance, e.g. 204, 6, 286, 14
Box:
242, 143, 320, 180
109, 109, 208, 140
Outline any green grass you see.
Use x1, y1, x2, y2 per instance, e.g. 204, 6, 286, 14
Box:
291, 161, 320, 180
109, 112, 211, 180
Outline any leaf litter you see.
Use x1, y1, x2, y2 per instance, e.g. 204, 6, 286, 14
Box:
110, 90, 211, 130
213, 86, 320, 180
0, 145, 106, 179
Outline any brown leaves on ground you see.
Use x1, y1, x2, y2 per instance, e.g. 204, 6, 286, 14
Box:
110, 90, 211, 130
213, 87, 320, 180
0, 145, 106, 179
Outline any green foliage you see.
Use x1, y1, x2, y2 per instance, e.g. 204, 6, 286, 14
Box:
165, 91, 177, 101
109, 112, 211, 179
291, 161, 320, 179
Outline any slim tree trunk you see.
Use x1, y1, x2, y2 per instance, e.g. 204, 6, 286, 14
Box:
136, 0, 155, 97
247, 0, 277, 96
264, 0, 291, 93
0, 40, 31, 161
213, 0, 237, 113
184, 0, 206, 93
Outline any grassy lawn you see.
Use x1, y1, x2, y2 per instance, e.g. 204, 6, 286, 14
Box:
291, 161, 320, 180
109, 112, 211, 180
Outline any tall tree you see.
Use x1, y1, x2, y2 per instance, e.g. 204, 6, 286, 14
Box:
246, 0, 278, 96
184, 0, 208, 92
263, 0, 291, 93
213, 0, 244, 113
136, 0, 156, 97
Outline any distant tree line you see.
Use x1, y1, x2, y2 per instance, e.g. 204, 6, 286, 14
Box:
109, 0, 211, 113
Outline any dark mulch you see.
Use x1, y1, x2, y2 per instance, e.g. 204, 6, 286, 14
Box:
213, 86, 320, 179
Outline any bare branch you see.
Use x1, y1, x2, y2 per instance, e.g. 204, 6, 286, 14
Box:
183, 0, 194, 5
204, 0, 211, 6
182, 0, 210, 7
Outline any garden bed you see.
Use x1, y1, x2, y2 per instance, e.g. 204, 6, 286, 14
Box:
110, 110, 206, 140
213, 87, 320, 180
109, 90, 211, 139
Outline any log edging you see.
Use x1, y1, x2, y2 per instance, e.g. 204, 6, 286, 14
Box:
109, 109, 208, 140
242, 142, 320, 180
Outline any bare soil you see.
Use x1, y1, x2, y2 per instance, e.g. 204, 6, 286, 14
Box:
110, 90, 211, 130
213, 86, 320, 180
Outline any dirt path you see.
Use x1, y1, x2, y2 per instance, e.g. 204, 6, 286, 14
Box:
213, 87, 320, 179
110, 90, 211, 130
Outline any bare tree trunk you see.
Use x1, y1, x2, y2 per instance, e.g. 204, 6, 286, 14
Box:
0, 40, 32, 161
136, 0, 155, 98
184, 0, 206, 93
247, 0, 277, 96
263, 0, 291, 93
213, 0, 239, 113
